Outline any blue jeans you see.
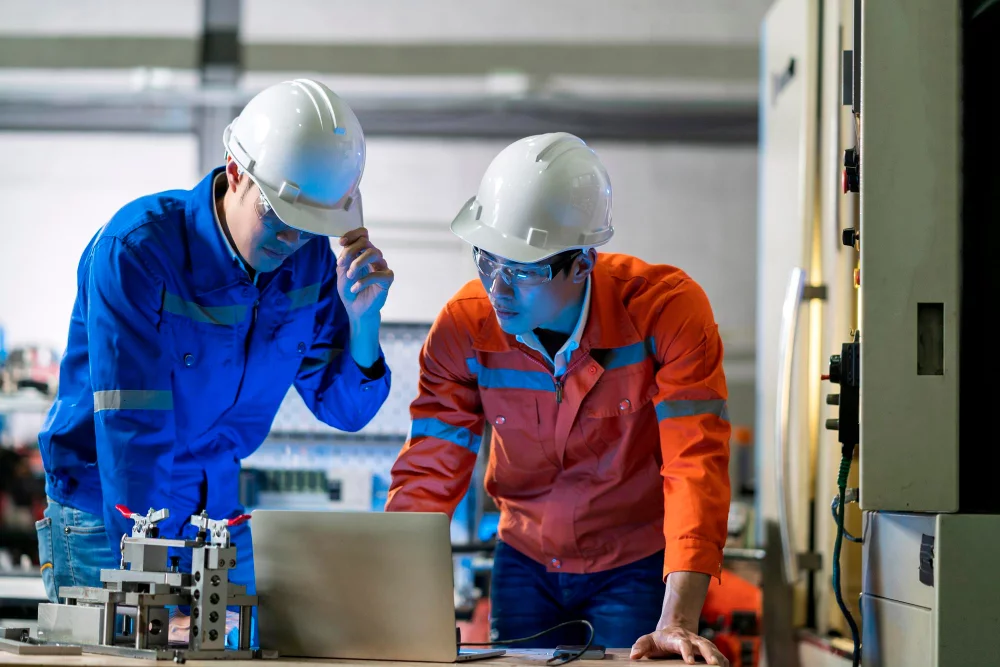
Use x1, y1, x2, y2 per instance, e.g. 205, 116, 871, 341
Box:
489, 542, 665, 649
34, 497, 256, 648
35, 497, 116, 603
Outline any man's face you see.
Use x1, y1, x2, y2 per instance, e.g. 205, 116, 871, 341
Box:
476, 249, 589, 335
224, 161, 316, 273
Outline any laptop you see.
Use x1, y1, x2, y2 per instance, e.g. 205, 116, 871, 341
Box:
251, 510, 506, 663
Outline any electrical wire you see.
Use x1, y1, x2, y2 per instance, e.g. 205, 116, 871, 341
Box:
832, 449, 861, 667
459, 619, 595, 665
831, 495, 863, 543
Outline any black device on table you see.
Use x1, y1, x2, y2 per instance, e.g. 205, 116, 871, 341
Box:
553, 644, 606, 660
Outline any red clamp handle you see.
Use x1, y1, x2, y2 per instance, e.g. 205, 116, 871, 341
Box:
115, 504, 134, 518
228, 514, 252, 527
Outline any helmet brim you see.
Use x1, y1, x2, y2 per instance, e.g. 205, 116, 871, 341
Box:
261, 180, 364, 237
450, 198, 560, 265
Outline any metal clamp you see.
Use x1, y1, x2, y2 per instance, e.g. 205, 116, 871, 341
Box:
190, 511, 251, 548
115, 505, 170, 539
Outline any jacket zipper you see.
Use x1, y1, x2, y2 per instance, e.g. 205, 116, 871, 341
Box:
517, 349, 562, 404
518, 347, 590, 405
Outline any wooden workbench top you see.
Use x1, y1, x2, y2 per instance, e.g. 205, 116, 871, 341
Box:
0, 648, 702, 666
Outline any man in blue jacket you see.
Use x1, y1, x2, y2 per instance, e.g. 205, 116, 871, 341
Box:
34, 79, 393, 613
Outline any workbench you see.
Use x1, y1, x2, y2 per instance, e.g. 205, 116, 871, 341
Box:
0, 649, 698, 666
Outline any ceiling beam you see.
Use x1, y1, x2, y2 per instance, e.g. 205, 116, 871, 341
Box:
0, 36, 758, 81
0, 93, 757, 144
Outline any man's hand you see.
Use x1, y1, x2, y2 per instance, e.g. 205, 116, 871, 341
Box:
630, 571, 728, 665
169, 610, 239, 643
336, 227, 393, 322
630, 625, 728, 665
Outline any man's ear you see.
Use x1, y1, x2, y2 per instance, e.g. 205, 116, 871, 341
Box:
224, 158, 242, 193
572, 249, 597, 283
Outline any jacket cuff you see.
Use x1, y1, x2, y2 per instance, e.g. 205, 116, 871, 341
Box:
663, 537, 724, 583
343, 345, 390, 388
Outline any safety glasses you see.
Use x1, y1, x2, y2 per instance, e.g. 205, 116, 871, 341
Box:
253, 186, 317, 240
473, 247, 580, 287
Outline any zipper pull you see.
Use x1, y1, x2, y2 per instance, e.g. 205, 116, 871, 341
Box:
555, 380, 563, 404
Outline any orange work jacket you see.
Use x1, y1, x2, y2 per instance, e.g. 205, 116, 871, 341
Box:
386, 253, 731, 581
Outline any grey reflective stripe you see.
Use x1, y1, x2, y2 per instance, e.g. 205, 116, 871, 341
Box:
300, 346, 343, 373
286, 283, 322, 310
603, 337, 656, 370
655, 399, 729, 422
94, 390, 174, 412
163, 292, 247, 326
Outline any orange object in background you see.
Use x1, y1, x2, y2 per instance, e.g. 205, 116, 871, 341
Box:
732, 426, 753, 447
700, 570, 762, 667
456, 597, 491, 645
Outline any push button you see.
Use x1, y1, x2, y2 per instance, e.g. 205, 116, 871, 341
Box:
619, 399, 631, 411
297, 342, 306, 355
184, 354, 194, 367
551, 558, 562, 569
494, 415, 506, 426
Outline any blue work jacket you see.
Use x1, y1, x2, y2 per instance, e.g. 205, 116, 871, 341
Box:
38, 168, 391, 586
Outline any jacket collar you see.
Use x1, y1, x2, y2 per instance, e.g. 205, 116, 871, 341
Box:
580, 257, 643, 351
471, 255, 642, 354
186, 167, 295, 297
186, 168, 248, 296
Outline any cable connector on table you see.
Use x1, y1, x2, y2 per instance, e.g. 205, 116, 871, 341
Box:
459, 619, 595, 665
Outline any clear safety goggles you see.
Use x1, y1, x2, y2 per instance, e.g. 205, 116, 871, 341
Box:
473, 247, 579, 287
251, 181, 317, 240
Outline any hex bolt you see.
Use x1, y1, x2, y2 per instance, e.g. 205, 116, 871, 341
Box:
211, 575, 221, 587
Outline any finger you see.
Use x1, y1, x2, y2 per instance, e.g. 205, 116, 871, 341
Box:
694, 639, 725, 666
348, 247, 383, 279
338, 237, 372, 264
629, 634, 655, 660
350, 270, 394, 294
677, 638, 696, 664
338, 227, 369, 245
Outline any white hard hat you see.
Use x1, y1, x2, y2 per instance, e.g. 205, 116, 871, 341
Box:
223, 78, 365, 237
450, 132, 614, 264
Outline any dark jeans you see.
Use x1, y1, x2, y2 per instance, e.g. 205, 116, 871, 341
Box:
489, 541, 665, 649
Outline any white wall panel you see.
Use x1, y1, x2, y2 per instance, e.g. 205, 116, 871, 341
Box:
242, 0, 771, 45
0, 0, 202, 37
0, 132, 199, 348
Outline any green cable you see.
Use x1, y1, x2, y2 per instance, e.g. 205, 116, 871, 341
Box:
833, 448, 861, 667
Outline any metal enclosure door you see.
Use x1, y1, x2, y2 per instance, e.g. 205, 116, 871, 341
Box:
756, 0, 820, 598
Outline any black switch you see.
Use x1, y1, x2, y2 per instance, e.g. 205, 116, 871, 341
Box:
828, 354, 843, 384
843, 147, 860, 193
842, 228, 859, 250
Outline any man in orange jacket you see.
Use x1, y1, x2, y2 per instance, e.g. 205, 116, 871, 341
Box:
386, 133, 730, 666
